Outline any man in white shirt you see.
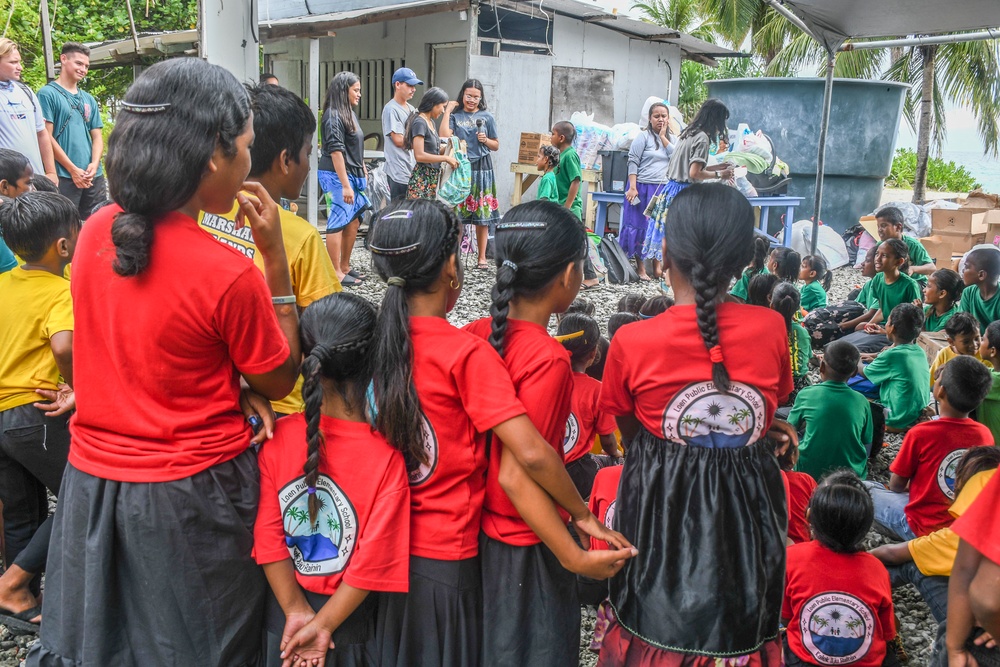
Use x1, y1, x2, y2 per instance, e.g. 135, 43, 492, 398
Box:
0, 38, 58, 185
381, 67, 421, 200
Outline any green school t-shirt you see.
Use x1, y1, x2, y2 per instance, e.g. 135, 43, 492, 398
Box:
977, 369, 1000, 445
923, 304, 960, 333
730, 266, 769, 301
789, 381, 874, 480
870, 272, 921, 320
903, 235, 931, 287
555, 146, 583, 221
799, 280, 828, 312
790, 323, 812, 378
960, 284, 1000, 334
855, 280, 880, 310
536, 171, 559, 203
863, 343, 930, 428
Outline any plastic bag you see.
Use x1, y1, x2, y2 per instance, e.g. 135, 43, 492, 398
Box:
610, 123, 641, 151
873, 202, 931, 238
365, 162, 391, 215
437, 137, 472, 207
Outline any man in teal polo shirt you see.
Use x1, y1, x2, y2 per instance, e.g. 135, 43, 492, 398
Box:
38, 42, 104, 219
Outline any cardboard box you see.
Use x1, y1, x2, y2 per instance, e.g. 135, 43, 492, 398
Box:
934, 230, 987, 256
517, 132, 551, 164
917, 331, 949, 366
931, 207, 990, 235
919, 235, 953, 268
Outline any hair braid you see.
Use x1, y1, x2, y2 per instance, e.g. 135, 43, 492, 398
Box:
489, 264, 516, 357
690, 262, 730, 392
301, 353, 325, 525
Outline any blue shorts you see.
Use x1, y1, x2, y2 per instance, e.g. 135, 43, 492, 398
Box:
318, 170, 370, 232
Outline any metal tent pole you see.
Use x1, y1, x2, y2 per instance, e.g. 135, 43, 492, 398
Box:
811, 49, 835, 256
308, 38, 320, 230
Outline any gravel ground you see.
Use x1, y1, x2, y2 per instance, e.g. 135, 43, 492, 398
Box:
0, 249, 938, 666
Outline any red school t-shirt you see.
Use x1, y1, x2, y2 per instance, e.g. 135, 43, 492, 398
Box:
784, 541, 896, 667
952, 470, 1000, 565
588, 464, 623, 551
408, 317, 526, 560
890, 417, 994, 536
254, 414, 410, 595
600, 303, 792, 446
69, 206, 290, 482
564, 372, 617, 464
784, 470, 817, 544
465, 318, 575, 546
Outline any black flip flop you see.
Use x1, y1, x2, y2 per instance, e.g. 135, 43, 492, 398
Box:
0, 605, 41, 635
340, 274, 362, 288
347, 269, 367, 281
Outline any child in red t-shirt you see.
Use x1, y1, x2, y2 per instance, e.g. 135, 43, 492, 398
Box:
254, 293, 410, 664
777, 434, 817, 544
867, 356, 994, 541
784, 471, 898, 667
465, 200, 636, 667
366, 199, 631, 666
556, 313, 622, 500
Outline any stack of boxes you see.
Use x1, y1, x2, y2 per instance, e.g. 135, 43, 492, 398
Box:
919, 195, 1000, 270
518, 132, 552, 164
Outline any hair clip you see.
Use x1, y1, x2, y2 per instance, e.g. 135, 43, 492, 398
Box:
381, 210, 415, 220
496, 221, 548, 230
120, 102, 172, 114
369, 242, 421, 256
553, 330, 585, 343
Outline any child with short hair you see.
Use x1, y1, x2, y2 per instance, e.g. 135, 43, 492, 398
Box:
0, 192, 80, 633
929, 312, 985, 388
923, 268, 963, 332
768, 245, 801, 283
788, 340, 874, 480
607, 312, 640, 340
534, 144, 561, 204
638, 295, 673, 318
876, 206, 935, 287
550, 121, 600, 289
730, 235, 769, 303
798, 254, 831, 312
0, 148, 33, 274
557, 313, 622, 499
776, 436, 817, 545
771, 281, 812, 396
747, 272, 780, 307
783, 471, 898, 667
254, 293, 410, 664
617, 292, 647, 314
976, 321, 1000, 442
959, 246, 1000, 333
868, 355, 994, 541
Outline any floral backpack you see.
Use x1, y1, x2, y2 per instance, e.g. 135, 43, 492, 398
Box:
436, 137, 472, 207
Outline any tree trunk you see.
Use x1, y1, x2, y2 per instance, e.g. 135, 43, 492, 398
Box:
912, 45, 937, 204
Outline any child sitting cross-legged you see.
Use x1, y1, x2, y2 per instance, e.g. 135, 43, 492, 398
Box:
870, 446, 1000, 624
783, 470, 900, 667
788, 340, 874, 481
976, 321, 1000, 443
776, 434, 816, 545
865, 355, 994, 542
959, 246, 1000, 334
929, 311, 987, 389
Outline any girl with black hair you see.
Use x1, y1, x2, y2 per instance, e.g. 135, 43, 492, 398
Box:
534, 144, 561, 204
29, 58, 301, 665
623, 102, 674, 281
747, 272, 780, 307
784, 471, 899, 667
557, 313, 622, 499
367, 199, 630, 666
465, 200, 636, 666
730, 235, 771, 303
772, 281, 813, 399
769, 245, 802, 284
640, 99, 734, 268
319, 71, 370, 287
0, 147, 32, 274
404, 87, 458, 201
441, 79, 501, 268
598, 183, 795, 667
923, 268, 963, 332
255, 293, 410, 667
799, 255, 832, 311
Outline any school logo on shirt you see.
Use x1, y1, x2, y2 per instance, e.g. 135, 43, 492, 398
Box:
799, 592, 875, 665
408, 411, 439, 486
937, 449, 967, 500
661, 381, 766, 448
563, 413, 581, 455
604, 500, 616, 530
279, 474, 358, 577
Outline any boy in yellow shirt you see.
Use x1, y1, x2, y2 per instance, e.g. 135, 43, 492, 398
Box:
199, 83, 340, 417
0, 191, 79, 633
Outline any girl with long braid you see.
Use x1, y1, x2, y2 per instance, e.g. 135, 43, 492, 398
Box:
254, 293, 411, 667
599, 183, 796, 667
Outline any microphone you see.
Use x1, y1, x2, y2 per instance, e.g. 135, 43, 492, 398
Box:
476, 118, 484, 132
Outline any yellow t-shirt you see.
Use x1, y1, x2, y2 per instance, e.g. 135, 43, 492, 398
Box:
908, 468, 995, 576
199, 202, 341, 414
0, 267, 73, 411
929, 347, 991, 388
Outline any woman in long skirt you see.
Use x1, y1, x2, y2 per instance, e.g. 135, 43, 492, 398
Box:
622, 103, 673, 281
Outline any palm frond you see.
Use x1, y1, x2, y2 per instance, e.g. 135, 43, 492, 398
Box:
833, 47, 884, 79
765, 32, 821, 76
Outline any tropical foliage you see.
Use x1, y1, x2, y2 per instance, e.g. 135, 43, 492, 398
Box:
886, 148, 981, 192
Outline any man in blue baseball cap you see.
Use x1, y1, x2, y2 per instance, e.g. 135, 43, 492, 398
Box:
382, 67, 424, 199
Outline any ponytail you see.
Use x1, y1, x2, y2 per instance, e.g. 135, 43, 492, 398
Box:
770, 282, 801, 333
489, 261, 517, 356
749, 236, 769, 275
301, 353, 324, 526
110, 213, 155, 276
803, 254, 832, 291
690, 262, 730, 391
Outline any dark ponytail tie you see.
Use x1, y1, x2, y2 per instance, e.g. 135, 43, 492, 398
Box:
387, 276, 407, 288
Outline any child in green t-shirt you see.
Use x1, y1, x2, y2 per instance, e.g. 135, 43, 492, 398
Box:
977, 320, 1000, 443
534, 144, 560, 204
865, 239, 922, 330
729, 236, 769, 303
771, 282, 812, 400
549, 121, 582, 221
922, 268, 963, 333
788, 340, 874, 481
959, 247, 1000, 333
798, 254, 831, 312
875, 206, 935, 287
857, 303, 931, 429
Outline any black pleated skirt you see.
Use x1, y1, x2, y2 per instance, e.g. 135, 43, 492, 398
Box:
264, 588, 376, 667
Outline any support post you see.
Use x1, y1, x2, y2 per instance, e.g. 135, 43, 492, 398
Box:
39, 0, 55, 81
307, 38, 320, 230
811, 50, 834, 256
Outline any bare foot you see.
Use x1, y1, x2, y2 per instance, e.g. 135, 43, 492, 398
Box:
0, 567, 41, 622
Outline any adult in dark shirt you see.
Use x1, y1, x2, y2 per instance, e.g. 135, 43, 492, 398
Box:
403, 87, 457, 201
318, 71, 369, 287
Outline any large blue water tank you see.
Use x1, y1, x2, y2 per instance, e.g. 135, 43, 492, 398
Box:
706, 78, 908, 233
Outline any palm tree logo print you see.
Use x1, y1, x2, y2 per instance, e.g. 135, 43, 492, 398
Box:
663, 381, 764, 448
800, 593, 875, 665
278, 475, 358, 576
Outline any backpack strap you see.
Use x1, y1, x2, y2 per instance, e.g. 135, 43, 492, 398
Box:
13, 81, 36, 113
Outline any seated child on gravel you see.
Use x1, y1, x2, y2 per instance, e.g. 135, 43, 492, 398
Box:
803, 245, 879, 349
776, 434, 816, 545
729, 236, 769, 303
783, 471, 899, 667
798, 254, 831, 312
771, 282, 812, 398
922, 268, 963, 333
788, 340, 873, 481
959, 247, 1000, 334
746, 272, 779, 307
608, 312, 640, 340
929, 312, 987, 388
977, 321, 1000, 443
875, 206, 935, 288
866, 355, 993, 542
870, 446, 1000, 624
768, 245, 801, 284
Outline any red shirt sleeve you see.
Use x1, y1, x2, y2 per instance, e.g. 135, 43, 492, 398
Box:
454, 341, 526, 433
890, 429, 920, 479
253, 443, 290, 565
519, 355, 574, 448
952, 471, 1000, 565
214, 265, 291, 376
342, 453, 411, 593
594, 381, 618, 436
599, 335, 633, 417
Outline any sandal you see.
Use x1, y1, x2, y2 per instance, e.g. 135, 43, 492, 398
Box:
0, 604, 41, 635
346, 269, 366, 281
477, 262, 490, 270
340, 274, 363, 288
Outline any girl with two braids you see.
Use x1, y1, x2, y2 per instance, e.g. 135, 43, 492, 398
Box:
598, 184, 797, 667
465, 200, 636, 667
254, 293, 411, 667
367, 200, 631, 667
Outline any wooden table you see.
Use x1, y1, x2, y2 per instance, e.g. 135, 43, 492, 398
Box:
509, 162, 601, 226
747, 195, 805, 248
